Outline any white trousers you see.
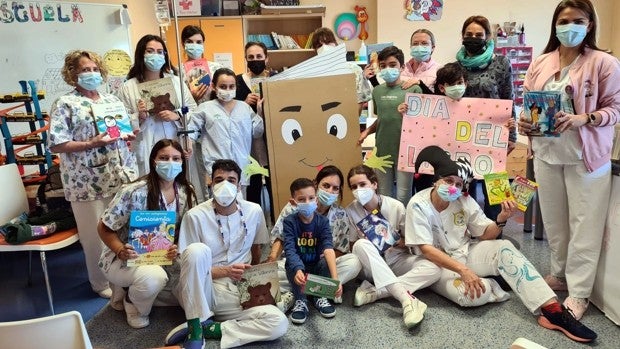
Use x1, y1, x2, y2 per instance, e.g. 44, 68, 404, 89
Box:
375, 166, 413, 207
71, 197, 111, 292
534, 159, 611, 298
276, 253, 362, 292
353, 239, 441, 294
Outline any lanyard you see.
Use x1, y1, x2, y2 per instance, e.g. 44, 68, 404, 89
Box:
214, 201, 248, 248
159, 182, 180, 216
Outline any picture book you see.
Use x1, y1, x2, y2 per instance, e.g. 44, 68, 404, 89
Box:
484, 172, 512, 206
356, 210, 400, 254
91, 101, 133, 140
236, 262, 280, 310
250, 76, 267, 94
523, 91, 561, 137
304, 274, 340, 300
127, 210, 176, 267
137, 77, 180, 115
183, 58, 212, 88
511, 175, 538, 212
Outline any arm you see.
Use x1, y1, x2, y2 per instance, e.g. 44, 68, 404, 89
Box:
592, 55, 620, 126
282, 217, 305, 274
97, 219, 137, 261
323, 248, 342, 297
264, 239, 283, 263
498, 57, 517, 144
49, 135, 119, 154
251, 243, 262, 265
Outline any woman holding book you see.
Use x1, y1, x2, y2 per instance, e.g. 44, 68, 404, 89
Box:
48, 50, 138, 299
181, 25, 223, 105
116, 34, 197, 176
517, 0, 620, 320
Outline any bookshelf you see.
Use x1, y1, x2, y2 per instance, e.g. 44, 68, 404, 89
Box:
494, 46, 533, 106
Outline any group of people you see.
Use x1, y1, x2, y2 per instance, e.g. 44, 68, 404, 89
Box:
44, 0, 618, 347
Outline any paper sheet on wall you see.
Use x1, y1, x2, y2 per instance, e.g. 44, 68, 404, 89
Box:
214, 53, 234, 70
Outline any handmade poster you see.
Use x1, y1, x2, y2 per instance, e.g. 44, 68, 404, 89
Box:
404, 0, 443, 21
236, 262, 280, 310
305, 274, 340, 300
398, 93, 512, 179
127, 210, 176, 267
523, 91, 561, 137
91, 101, 133, 140
137, 77, 180, 115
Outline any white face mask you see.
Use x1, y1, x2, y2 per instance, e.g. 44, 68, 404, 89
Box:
444, 84, 466, 100
353, 187, 375, 206
212, 180, 238, 207
216, 89, 236, 102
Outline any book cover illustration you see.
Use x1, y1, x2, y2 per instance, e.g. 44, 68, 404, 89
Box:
250, 76, 267, 94
236, 261, 280, 310
523, 91, 561, 137
183, 58, 212, 88
91, 101, 133, 140
484, 172, 512, 206
356, 210, 400, 254
127, 210, 176, 267
511, 175, 538, 212
304, 273, 340, 300
137, 77, 180, 115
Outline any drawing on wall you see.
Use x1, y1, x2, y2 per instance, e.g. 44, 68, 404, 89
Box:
404, 0, 443, 21
103, 49, 132, 77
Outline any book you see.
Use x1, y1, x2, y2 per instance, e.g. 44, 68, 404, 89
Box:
91, 101, 133, 140
523, 91, 561, 137
236, 262, 281, 310
183, 58, 212, 88
137, 77, 180, 115
127, 210, 176, 267
511, 175, 538, 212
483, 172, 512, 206
356, 210, 400, 254
304, 273, 340, 299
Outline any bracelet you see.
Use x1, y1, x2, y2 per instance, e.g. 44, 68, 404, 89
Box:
115, 245, 124, 257
495, 220, 507, 228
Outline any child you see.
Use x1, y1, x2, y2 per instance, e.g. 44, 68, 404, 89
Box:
282, 178, 342, 324
358, 46, 423, 206
433, 62, 468, 100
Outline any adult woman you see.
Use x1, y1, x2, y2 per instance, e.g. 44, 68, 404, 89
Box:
181, 25, 223, 105
401, 29, 440, 91
116, 34, 197, 176
48, 50, 138, 298
518, 0, 620, 320
345, 165, 440, 329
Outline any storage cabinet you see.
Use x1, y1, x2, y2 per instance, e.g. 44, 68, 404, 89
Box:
494, 46, 532, 106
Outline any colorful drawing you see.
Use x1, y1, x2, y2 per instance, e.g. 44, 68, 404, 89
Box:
236, 262, 280, 310
127, 210, 176, 267
356, 210, 400, 254
404, 0, 443, 21
138, 77, 180, 115
483, 172, 512, 206
523, 91, 561, 137
355, 5, 369, 41
91, 101, 133, 140
334, 12, 358, 41
511, 176, 538, 212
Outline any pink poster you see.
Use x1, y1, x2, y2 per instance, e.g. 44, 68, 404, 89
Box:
397, 93, 512, 178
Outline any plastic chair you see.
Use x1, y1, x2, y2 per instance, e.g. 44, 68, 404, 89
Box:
0, 163, 79, 315
0, 310, 93, 349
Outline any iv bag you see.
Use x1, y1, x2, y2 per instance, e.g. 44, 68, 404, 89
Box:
154, 0, 170, 26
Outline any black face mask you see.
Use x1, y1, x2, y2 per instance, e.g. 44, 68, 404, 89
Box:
462, 37, 486, 55
247, 60, 266, 75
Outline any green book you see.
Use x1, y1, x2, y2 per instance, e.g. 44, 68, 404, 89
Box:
304, 274, 340, 299
483, 172, 512, 206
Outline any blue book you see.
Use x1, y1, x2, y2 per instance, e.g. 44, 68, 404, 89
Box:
523, 91, 562, 137
356, 210, 400, 254
91, 101, 133, 140
127, 210, 176, 267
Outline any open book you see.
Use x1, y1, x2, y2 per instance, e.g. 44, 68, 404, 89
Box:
127, 210, 176, 267
237, 262, 280, 310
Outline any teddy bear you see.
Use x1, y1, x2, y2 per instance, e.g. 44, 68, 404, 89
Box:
240, 282, 275, 310
148, 93, 176, 115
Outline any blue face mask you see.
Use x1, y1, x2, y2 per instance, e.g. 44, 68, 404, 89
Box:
155, 161, 182, 182
437, 183, 462, 202
144, 53, 166, 72
410, 45, 432, 62
317, 188, 338, 206
556, 23, 587, 48
379, 67, 400, 83
184, 43, 204, 59
77, 72, 103, 91
296, 201, 317, 217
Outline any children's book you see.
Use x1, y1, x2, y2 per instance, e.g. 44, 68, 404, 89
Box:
511, 175, 538, 212
484, 172, 512, 206
236, 262, 280, 310
91, 101, 133, 140
137, 77, 180, 115
304, 274, 340, 300
356, 210, 400, 254
523, 91, 561, 137
127, 210, 176, 267
183, 58, 212, 88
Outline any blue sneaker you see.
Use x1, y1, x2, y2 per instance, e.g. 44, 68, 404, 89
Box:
165, 319, 214, 346
182, 338, 204, 349
290, 299, 308, 324
314, 297, 336, 318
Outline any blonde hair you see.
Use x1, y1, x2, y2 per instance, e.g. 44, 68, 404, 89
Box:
61, 50, 108, 86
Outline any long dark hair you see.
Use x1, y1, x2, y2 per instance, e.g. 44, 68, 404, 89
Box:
127, 34, 177, 82
209, 67, 237, 100
542, 0, 602, 54
315, 165, 344, 202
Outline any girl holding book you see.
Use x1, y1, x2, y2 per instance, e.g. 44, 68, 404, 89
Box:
181, 25, 223, 105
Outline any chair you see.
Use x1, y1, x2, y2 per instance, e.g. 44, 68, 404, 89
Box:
0, 163, 79, 315
0, 310, 93, 349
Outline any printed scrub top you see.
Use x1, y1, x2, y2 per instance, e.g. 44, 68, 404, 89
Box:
48, 91, 138, 202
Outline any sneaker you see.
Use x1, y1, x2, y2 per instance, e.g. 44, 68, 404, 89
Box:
539, 304, 597, 343
123, 298, 149, 329
276, 291, 295, 313
314, 297, 336, 318
165, 319, 214, 346
109, 299, 124, 311
290, 300, 309, 324
96, 287, 112, 299
563, 297, 589, 320
353, 280, 378, 307
182, 338, 205, 349
109, 285, 125, 311
544, 275, 568, 292
402, 296, 427, 329
333, 295, 343, 304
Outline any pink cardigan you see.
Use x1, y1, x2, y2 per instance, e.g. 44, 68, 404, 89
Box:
524, 48, 620, 171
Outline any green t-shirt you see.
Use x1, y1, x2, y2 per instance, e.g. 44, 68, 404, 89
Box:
372, 82, 422, 160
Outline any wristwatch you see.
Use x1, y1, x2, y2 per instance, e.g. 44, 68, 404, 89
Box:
587, 113, 596, 125
495, 220, 507, 228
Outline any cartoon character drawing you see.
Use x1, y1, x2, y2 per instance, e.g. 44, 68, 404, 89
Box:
103, 115, 121, 138
544, 98, 557, 135
240, 283, 276, 309
404, 0, 443, 21
103, 49, 132, 77
355, 5, 369, 41
149, 93, 176, 115
71, 4, 83, 23
528, 102, 542, 127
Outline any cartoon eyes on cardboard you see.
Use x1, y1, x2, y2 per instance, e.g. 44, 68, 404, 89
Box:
281, 119, 303, 144
326, 114, 347, 139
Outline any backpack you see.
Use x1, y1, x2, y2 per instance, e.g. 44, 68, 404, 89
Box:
35, 164, 71, 215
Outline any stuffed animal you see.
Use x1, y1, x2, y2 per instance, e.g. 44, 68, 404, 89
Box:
240, 282, 275, 309
148, 93, 175, 115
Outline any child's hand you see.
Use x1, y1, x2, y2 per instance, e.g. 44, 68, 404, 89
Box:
335, 283, 343, 298
401, 78, 420, 90
397, 102, 408, 114
504, 117, 516, 130
294, 270, 306, 286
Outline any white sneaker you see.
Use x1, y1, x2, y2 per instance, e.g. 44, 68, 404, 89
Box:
353, 280, 377, 307
402, 296, 427, 329
96, 287, 112, 299
123, 298, 150, 329
563, 296, 589, 321
276, 291, 295, 313
333, 295, 343, 304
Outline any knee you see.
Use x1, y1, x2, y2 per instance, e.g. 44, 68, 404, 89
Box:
352, 239, 374, 255
134, 266, 168, 294
181, 243, 212, 265
267, 307, 288, 340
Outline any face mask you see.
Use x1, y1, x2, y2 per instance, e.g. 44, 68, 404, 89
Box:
144, 53, 166, 72
296, 201, 317, 217
212, 180, 238, 207
556, 23, 587, 48
216, 89, 236, 102
444, 84, 466, 100
77, 72, 103, 91
155, 161, 182, 182
410, 45, 432, 62
462, 37, 486, 55
353, 187, 375, 206
437, 183, 462, 202
379, 67, 400, 83
317, 188, 338, 206
316, 44, 336, 55
247, 60, 266, 75
184, 43, 204, 60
